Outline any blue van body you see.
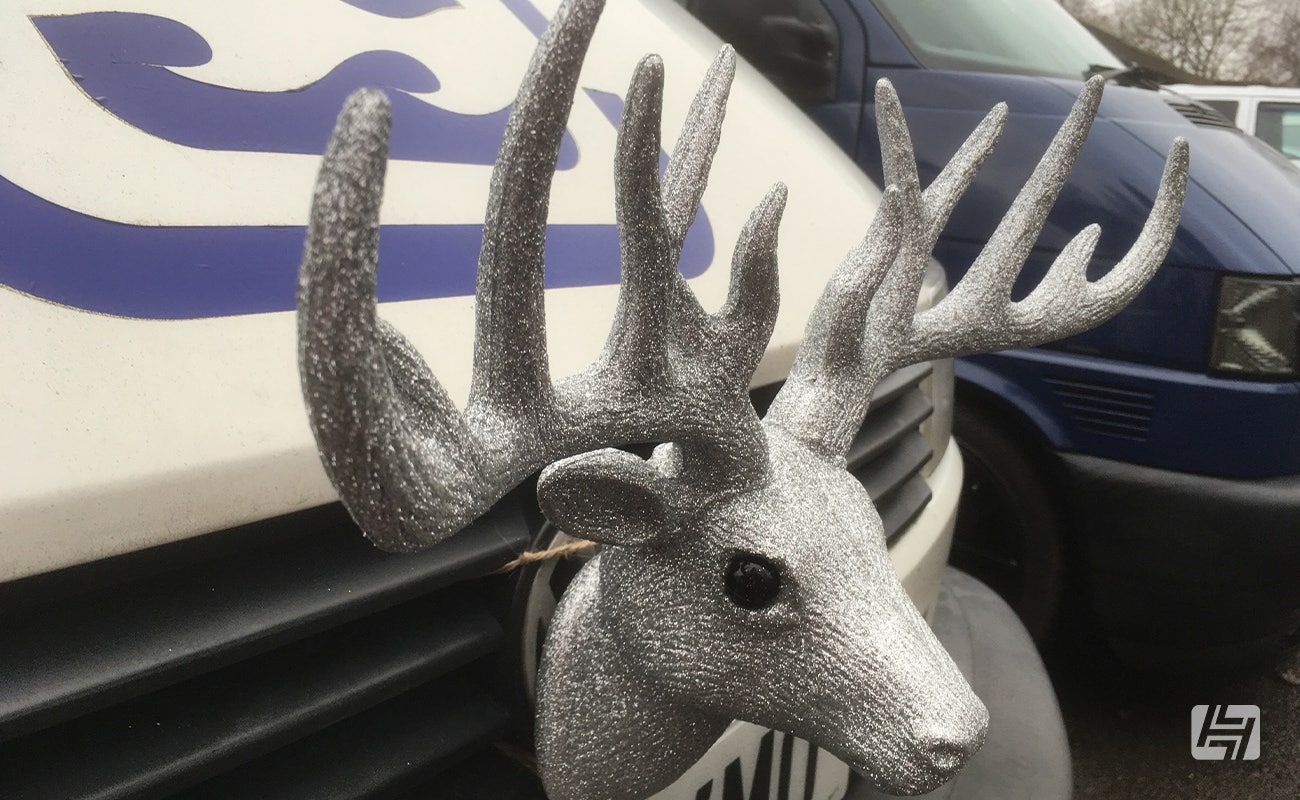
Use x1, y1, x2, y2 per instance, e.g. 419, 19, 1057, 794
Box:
684, 0, 1300, 666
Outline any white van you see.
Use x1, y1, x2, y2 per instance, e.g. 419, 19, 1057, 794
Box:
1168, 84, 1300, 165
0, 0, 1066, 797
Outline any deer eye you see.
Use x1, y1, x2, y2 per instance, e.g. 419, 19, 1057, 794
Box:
724, 553, 782, 609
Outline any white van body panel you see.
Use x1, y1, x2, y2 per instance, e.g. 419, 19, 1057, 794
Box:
1168, 83, 1300, 166
0, 0, 942, 584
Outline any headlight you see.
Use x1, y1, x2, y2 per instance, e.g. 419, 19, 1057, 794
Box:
1210, 276, 1300, 378
918, 259, 953, 476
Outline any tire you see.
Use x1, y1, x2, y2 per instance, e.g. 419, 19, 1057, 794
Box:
950, 403, 1065, 642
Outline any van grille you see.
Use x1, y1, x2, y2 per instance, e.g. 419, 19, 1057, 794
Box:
848, 362, 936, 542
0, 502, 535, 799
1165, 99, 1238, 129
0, 367, 938, 799
1045, 375, 1155, 441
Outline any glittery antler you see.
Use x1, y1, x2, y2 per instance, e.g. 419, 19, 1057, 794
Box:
297, 0, 786, 552
766, 77, 1189, 458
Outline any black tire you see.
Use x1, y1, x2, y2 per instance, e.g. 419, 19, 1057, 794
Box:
950, 403, 1065, 642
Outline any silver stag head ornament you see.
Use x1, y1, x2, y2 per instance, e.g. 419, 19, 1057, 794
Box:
296, 0, 1188, 797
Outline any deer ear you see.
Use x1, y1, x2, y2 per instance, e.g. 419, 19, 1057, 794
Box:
537, 448, 670, 547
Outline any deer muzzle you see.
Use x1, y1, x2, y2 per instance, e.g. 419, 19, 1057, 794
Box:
832, 601, 989, 795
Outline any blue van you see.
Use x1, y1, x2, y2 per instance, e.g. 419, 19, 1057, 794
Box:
683, 0, 1300, 667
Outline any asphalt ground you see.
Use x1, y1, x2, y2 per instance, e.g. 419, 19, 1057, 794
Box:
1044, 637, 1300, 799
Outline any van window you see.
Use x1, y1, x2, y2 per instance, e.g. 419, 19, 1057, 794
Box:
872, 0, 1120, 79
1256, 102, 1300, 159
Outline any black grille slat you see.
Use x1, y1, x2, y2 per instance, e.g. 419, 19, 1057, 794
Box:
1056, 394, 1153, 413
0, 594, 502, 800
846, 389, 934, 470
840, 362, 937, 542
0, 504, 527, 744
876, 477, 933, 545
855, 435, 935, 503
179, 675, 510, 800
870, 362, 933, 407
398, 749, 549, 800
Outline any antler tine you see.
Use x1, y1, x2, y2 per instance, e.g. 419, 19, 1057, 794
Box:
602, 51, 782, 392
299, 0, 611, 553
605, 54, 673, 381
969, 137, 1190, 348
879, 78, 1009, 248
556, 46, 786, 487
876, 81, 921, 194
662, 46, 737, 253
469, 0, 606, 412
763, 188, 907, 459
300, 91, 486, 551
762, 82, 935, 459
716, 183, 788, 382
922, 101, 1008, 245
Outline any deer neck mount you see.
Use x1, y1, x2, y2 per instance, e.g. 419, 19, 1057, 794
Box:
296, 0, 1188, 797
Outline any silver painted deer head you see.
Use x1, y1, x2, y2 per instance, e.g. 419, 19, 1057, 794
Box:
296, 0, 1188, 797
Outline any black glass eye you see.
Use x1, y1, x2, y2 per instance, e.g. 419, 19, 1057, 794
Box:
724, 553, 782, 609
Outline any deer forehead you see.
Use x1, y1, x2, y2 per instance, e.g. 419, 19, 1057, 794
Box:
692, 472, 877, 551
693, 430, 881, 535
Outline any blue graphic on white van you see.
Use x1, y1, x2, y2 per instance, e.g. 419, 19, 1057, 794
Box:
1, 7, 715, 319
342, 0, 462, 17
32, 13, 578, 168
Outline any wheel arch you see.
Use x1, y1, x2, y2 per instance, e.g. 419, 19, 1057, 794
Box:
951, 370, 1080, 641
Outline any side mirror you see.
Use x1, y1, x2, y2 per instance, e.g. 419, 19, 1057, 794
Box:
754, 15, 837, 104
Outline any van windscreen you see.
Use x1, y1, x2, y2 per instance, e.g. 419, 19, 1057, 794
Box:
872, 0, 1121, 80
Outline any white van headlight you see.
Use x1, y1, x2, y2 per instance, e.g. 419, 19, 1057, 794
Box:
1210, 276, 1300, 378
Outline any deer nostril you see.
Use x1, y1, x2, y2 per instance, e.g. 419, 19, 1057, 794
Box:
916, 738, 972, 775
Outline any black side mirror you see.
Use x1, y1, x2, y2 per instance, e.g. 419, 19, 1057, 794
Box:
683, 0, 840, 106
754, 15, 838, 104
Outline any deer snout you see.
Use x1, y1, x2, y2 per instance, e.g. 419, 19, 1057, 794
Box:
824, 598, 989, 795
882, 688, 988, 795
909, 700, 988, 778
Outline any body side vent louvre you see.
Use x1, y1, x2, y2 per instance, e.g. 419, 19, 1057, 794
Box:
1165, 99, 1238, 129
1045, 376, 1156, 441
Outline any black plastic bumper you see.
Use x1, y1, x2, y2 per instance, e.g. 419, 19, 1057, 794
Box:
1061, 453, 1300, 670
846, 569, 1071, 800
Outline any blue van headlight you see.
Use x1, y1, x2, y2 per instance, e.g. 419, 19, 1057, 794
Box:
1210, 276, 1300, 378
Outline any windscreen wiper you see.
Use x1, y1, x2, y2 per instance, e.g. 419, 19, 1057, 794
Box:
1085, 63, 1158, 88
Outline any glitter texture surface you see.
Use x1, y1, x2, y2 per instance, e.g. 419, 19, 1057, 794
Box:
296, 0, 1188, 796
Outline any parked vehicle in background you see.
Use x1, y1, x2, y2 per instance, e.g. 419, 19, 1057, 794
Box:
1167, 84, 1300, 166
0, 0, 1071, 797
681, 0, 1300, 670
